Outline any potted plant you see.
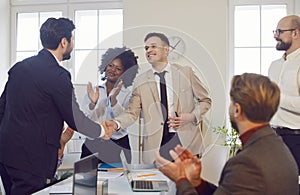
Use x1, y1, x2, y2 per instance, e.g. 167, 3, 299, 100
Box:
213, 126, 241, 156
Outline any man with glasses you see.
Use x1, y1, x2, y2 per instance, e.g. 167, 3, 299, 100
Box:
269, 15, 300, 175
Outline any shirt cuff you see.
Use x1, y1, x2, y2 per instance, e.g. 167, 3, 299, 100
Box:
195, 180, 208, 194
57, 154, 64, 168
176, 177, 189, 189
112, 119, 121, 130
99, 124, 105, 138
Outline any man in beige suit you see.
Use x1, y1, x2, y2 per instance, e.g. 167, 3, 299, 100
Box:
107, 32, 211, 163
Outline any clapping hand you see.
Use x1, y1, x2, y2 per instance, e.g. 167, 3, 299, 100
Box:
155, 145, 203, 187
87, 82, 99, 107
175, 145, 202, 187
110, 81, 123, 107
155, 149, 186, 182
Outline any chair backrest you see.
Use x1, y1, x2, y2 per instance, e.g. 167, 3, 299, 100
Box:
200, 144, 230, 186
0, 175, 6, 195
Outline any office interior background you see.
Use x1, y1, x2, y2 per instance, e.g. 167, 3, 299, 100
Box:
0, 0, 300, 163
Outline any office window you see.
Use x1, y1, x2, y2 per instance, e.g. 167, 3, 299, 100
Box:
11, 1, 123, 85
233, 4, 287, 75
74, 9, 123, 84
16, 12, 62, 62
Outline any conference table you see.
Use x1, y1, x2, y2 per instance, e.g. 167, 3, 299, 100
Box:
33, 170, 176, 195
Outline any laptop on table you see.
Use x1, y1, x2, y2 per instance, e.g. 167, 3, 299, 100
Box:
120, 150, 169, 192
50, 153, 107, 195
72, 153, 99, 194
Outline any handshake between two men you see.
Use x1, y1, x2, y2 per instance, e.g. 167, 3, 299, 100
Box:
101, 120, 119, 140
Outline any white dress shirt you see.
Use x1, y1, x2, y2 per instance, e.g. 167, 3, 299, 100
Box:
152, 63, 175, 116
152, 63, 177, 132
268, 48, 300, 129
81, 82, 132, 139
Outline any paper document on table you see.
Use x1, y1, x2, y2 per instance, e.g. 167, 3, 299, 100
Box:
98, 171, 123, 179
49, 177, 72, 194
130, 170, 168, 181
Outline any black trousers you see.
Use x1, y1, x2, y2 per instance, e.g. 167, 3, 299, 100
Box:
159, 133, 182, 162
81, 135, 131, 164
274, 127, 300, 175
0, 163, 47, 195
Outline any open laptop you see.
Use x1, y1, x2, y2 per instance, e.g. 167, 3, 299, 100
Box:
50, 153, 107, 195
120, 150, 169, 192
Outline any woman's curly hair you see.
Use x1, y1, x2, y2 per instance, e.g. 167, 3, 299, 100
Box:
99, 47, 139, 88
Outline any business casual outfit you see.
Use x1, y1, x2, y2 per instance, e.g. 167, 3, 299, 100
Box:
115, 63, 211, 163
268, 48, 300, 174
80, 83, 132, 163
0, 49, 103, 194
176, 125, 299, 195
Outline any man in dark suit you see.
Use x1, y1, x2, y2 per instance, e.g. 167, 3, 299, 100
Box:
0, 17, 113, 195
156, 73, 299, 194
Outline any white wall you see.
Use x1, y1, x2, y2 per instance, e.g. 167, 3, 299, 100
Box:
123, 0, 228, 145
0, 0, 10, 93
1, 0, 299, 146
296, 0, 300, 14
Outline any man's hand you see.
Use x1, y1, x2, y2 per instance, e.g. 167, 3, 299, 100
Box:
60, 126, 75, 147
155, 150, 186, 182
87, 82, 99, 108
58, 127, 74, 159
110, 81, 123, 107
168, 112, 195, 129
175, 145, 202, 187
156, 145, 203, 187
101, 120, 117, 140
174, 145, 194, 160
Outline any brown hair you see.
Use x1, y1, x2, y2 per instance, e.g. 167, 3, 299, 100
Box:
230, 73, 280, 123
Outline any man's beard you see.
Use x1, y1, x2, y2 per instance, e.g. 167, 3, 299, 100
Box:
62, 43, 72, 61
276, 38, 292, 51
62, 50, 71, 61
230, 119, 239, 134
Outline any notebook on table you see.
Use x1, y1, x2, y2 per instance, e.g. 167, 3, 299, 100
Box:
120, 150, 169, 192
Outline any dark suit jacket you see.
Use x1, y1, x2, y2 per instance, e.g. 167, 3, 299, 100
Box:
0, 49, 102, 179
177, 126, 299, 195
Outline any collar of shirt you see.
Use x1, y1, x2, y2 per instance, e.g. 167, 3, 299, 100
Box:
152, 63, 171, 75
102, 81, 127, 95
285, 47, 300, 61
50, 52, 63, 66
151, 63, 175, 115
239, 123, 269, 146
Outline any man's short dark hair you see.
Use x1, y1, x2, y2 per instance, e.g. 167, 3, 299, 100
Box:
40, 17, 75, 50
144, 32, 170, 46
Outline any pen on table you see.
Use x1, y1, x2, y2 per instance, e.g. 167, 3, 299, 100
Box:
137, 173, 156, 178
99, 167, 124, 172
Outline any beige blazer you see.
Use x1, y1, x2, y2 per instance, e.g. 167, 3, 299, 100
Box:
115, 63, 211, 163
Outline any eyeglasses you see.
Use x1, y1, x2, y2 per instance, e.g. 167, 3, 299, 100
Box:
273, 29, 295, 35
